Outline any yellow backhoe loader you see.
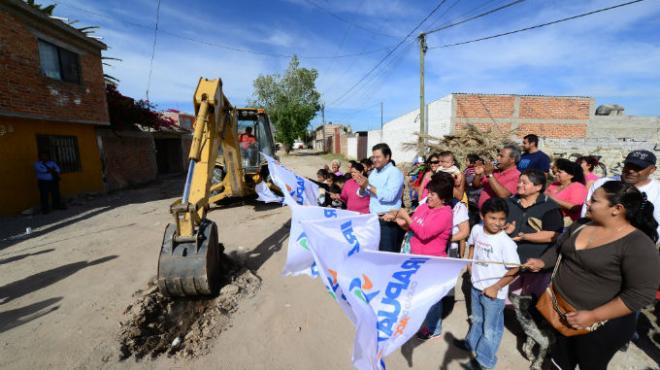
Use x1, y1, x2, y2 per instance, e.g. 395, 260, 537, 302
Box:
157, 78, 278, 297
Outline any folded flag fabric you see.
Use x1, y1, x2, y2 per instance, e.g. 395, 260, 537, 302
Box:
282, 205, 378, 277
255, 180, 284, 203
263, 154, 319, 207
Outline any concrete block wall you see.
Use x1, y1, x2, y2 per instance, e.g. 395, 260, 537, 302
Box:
346, 136, 358, 159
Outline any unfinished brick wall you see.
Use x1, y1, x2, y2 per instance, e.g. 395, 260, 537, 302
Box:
97, 130, 157, 191
452, 94, 592, 139
455, 95, 515, 119
0, 7, 109, 124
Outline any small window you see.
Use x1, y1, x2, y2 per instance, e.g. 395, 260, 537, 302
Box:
37, 40, 81, 83
36, 135, 82, 173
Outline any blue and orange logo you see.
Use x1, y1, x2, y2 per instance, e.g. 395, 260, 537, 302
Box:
349, 274, 379, 304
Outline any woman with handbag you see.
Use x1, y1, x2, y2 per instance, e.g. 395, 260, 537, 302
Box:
524, 181, 659, 369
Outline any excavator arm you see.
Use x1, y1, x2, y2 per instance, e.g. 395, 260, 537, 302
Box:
157, 78, 230, 297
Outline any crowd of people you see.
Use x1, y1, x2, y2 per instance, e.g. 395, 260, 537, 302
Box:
310, 136, 659, 370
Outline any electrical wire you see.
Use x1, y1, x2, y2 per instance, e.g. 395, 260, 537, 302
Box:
54, 0, 388, 60
429, 0, 646, 49
425, 0, 526, 35
145, 0, 161, 101
303, 0, 400, 39
329, 0, 450, 106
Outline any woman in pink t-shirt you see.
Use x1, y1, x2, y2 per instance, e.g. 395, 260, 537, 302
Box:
418, 153, 441, 201
341, 163, 370, 214
576, 155, 600, 189
394, 172, 453, 256
547, 158, 588, 223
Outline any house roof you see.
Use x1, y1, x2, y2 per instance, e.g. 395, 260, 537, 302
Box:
5, 0, 107, 50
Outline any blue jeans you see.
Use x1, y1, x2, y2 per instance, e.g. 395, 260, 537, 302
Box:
422, 298, 444, 336
466, 287, 505, 369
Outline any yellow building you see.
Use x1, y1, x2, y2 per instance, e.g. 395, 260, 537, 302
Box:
0, 0, 109, 215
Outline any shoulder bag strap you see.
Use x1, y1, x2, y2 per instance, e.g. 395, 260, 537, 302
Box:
551, 224, 588, 280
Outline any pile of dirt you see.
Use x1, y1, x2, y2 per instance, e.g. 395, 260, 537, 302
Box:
118, 258, 261, 360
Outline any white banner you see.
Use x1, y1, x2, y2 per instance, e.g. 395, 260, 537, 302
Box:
263, 154, 319, 207
302, 217, 469, 370
255, 181, 284, 203
283, 205, 377, 277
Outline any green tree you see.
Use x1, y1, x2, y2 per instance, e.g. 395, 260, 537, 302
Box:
251, 56, 321, 151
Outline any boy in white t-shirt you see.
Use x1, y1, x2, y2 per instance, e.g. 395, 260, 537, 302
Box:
456, 197, 520, 369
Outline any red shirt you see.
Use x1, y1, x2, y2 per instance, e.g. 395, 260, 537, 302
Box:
478, 166, 521, 208
340, 179, 370, 214
409, 204, 453, 257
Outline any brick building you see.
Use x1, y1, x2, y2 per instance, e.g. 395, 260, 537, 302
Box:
0, 0, 109, 214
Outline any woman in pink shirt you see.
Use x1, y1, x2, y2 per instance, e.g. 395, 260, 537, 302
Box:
341, 163, 370, 214
546, 158, 587, 224
392, 171, 454, 339
418, 152, 441, 201
395, 172, 454, 256
576, 155, 600, 189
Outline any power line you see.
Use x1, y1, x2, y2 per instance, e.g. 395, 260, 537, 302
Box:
54, 0, 388, 60
330, 0, 450, 106
429, 0, 646, 49
425, 0, 526, 35
303, 0, 400, 39
145, 0, 161, 101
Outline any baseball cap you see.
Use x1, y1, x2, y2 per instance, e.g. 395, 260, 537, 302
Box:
624, 150, 656, 168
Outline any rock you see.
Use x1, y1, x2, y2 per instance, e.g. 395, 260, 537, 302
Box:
220, 284, 239, 296
171, 336, 182, 348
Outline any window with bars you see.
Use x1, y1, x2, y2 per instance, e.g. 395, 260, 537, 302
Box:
37, 40, 81, 84
36, 135, 82, 173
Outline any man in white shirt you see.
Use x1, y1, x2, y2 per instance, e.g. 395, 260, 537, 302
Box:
581, 150, 659, 238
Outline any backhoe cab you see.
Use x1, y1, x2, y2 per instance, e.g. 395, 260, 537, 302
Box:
157, 78, 278, 297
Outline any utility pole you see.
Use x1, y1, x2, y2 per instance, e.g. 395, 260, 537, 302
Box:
321, 103, 325, 125
418, 32, 427, 157
380, 102, 383, 131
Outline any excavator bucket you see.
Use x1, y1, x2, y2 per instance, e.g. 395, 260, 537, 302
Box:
157, 220, 223, 297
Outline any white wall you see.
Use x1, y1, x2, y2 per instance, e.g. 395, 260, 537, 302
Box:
367, 130, 382, 153
347, 136, 358, 159
380, 94, 453, 162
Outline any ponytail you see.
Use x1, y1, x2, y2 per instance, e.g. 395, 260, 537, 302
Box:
601, 181, 659, 243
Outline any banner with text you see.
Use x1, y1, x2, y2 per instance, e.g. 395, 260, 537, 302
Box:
282, 205, 379, 277
302, 217, 469, 370
264, 154, 319, 207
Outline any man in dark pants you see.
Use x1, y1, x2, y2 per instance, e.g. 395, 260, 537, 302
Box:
34, 152, 64, 214
354, 143, 405, 252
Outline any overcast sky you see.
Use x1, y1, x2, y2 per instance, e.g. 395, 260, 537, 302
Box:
53, 0, 660, 131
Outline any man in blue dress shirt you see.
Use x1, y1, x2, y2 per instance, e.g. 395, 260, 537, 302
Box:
354, 143, 405, 252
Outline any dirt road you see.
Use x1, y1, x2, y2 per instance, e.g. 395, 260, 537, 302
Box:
0, 152, 656, 369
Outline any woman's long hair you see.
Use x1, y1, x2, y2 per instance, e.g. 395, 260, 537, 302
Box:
600, 181, 658, 243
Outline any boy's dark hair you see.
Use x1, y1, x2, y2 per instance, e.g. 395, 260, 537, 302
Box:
349, 160, 359, 168
372, 143, 392, 159
480, 197, 509, 216
360, 157, 373, 167
521, 168, 547, 193
317, 168, 329, 177
524, 134, 539, 146
329, 183, 342, 194
427, 172, 454, 202
466, 153, 481, 164
324, 172, 335, 181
